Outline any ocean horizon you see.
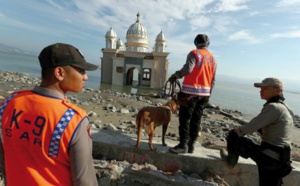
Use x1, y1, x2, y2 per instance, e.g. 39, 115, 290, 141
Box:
1, 51, 299, 117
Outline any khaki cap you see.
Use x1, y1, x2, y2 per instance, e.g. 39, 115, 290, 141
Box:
254, 77, 283, 90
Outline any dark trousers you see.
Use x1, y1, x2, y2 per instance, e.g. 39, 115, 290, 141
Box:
226, 130, 292, 186
178, 95, 209, 144
250, 145, 284, 186
258, 165, 282, 186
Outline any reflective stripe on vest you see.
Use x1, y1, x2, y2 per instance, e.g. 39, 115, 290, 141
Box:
48, 108, 75, 158
195, 49, 202, 68
0, 93, 19, 139
182, 85, 211, 94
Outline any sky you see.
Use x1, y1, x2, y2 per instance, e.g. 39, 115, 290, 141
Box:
0, 0, 300, 91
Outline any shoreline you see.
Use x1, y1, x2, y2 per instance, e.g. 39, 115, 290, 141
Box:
0, 70, 299, 121
1, 71, 300, 156
0, 70, 255, 119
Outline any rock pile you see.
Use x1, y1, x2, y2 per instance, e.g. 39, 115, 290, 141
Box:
1, 71, 300, 185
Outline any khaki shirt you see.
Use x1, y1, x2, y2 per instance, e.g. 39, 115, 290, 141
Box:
238, 102, 294, 148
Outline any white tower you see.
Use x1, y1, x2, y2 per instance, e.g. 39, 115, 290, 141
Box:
116, 38, 124, 51
154, 30, 167, 52
105, 27, 117, 49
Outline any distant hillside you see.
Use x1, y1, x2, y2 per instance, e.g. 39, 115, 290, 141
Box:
217, 74, 300, 94
0, 43, 38, 56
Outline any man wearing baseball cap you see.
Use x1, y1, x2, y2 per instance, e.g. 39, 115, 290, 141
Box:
0, 43, 98, 185
220, 77, 294, 185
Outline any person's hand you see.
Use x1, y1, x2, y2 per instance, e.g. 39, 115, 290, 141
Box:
168, 74, 177, 84
234, 128, 243, 137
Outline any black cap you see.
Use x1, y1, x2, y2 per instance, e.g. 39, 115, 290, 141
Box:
194, 34, 210, 48
38, 43, 98, 71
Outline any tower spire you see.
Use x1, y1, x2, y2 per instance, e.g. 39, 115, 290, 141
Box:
136, 12, 140, 23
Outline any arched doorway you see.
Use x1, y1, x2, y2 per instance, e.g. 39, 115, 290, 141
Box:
126, 67, 140, 86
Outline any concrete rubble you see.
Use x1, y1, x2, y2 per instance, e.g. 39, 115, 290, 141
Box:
1, 71, 300, 185
94, 159, 221, 186
91, 129, 300, 186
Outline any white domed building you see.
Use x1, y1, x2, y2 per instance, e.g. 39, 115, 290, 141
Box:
101, 13, 169, 89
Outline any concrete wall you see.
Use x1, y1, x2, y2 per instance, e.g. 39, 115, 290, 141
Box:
112, 58, 126, 86
101, 49, 118, 84
152, 53, 169, 89
92, 130, 300, 186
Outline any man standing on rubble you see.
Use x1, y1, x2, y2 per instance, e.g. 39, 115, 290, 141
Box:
168, 34, 217, 154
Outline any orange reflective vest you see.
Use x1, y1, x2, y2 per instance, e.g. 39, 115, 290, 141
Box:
0, 90, 87, 186
182, 48, 217, 96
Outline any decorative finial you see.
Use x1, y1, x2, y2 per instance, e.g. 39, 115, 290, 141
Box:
136, 12, 140, 23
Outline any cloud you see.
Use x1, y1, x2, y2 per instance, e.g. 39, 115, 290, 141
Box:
275, 0, 300, 7
71, 0, 215, 29
46, 0, 63, 10
214, 0, 249, 12
65, 0, 222, 51
35, 0, 252, 47
0, 12, 5, 18
271, 30, 300, 38
228, 30, 260, 43
64, 19, 72, 24
190, 16, 212, 30
249, 11, 259, 16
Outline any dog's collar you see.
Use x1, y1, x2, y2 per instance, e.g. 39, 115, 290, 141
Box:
165, 101, 176, 113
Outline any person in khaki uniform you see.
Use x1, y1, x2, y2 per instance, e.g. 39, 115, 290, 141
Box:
0, 43, 98, 186
220, 77, 294, 186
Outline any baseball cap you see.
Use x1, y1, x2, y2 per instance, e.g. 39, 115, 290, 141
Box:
254, 77, 283, 90
38, 43, 98, 71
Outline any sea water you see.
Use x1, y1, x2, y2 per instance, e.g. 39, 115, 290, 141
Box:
0, 52, 299, 117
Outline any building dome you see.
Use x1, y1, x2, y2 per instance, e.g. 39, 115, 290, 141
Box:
117, 38, 123, 46
156, 30, 166, 41
116, 38, 124, 50
126, 13, 147, 38
105, 27, 117, 49
125, 13, 149, 52
106, 27, 117, 38
154, 30, 167, 52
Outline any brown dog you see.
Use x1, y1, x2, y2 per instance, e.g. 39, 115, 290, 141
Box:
136, 100, 178, 151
